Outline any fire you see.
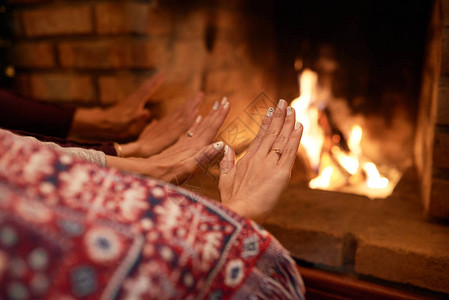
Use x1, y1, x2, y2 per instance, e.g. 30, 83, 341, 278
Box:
291, 69, 324, 171
291, 68, 398, 199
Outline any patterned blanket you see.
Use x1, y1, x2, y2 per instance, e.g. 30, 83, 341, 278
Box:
0, 129, 305, 299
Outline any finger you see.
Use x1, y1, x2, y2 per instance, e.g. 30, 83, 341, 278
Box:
126, 109, 151, 139
133, 74, 165, 109
185, 115, 203, 137
139, 119, 158, 138
270, 106, 296, 154
220, 145, 235, 176
245, 107, 274, 156
191, 141, 225, 173
187, 92, 203, 114
279, 122, 303, 169
257, 99, 287, 156
193, 97, 230, 142
182, 93, 203, 128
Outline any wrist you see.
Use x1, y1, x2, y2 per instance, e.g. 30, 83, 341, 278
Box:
223, 198, 266, 224
69, 107, 108, 140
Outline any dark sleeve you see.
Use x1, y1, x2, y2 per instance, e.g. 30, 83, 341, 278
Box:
10, 129, 118, 156
0, 89, 76, 139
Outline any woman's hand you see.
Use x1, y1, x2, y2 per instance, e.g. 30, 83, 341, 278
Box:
144, 97, 230, 184
218, 99, 303, 224
69, 74, 164, 141
106, 97, 230, 185
119, 93, 203, 158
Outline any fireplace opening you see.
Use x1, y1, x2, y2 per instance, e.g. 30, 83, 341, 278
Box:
169, 0, 432, 199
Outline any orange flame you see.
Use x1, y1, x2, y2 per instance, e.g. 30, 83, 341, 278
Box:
291, 68, 397, 199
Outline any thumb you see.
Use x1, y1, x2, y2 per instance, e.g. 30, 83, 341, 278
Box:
220, 145, 235, 176
138, 109, 151, 123
125, 109, 151, 139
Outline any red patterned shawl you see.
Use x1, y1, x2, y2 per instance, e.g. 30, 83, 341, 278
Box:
0, 129, 305, 300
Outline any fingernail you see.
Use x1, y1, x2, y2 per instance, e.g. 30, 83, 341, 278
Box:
224, 145, 229, 154
214, 141, 224, 151
223, 101, 229, 109
221, 96, 228, 105
277, 99, 286, 109
295, 122, 303, 130
196, 115, 202, 123
267, 107, 274, 117
213, 101, 219, 110
286, 106, 292, 116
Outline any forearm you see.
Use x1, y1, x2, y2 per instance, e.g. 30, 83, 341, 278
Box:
223, 200, 266, 224
105, 155, 169, 179
1, 129, 108, 166
105, 155, 144, 174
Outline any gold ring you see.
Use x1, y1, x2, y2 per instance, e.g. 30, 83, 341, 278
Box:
273, 148, 281, 155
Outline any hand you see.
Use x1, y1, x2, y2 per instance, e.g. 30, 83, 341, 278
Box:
218, 100, 303, 224
69, 74, 164, 141
145, 97, 230, 184
120, 93, 203, 158
106, 97, 230, 185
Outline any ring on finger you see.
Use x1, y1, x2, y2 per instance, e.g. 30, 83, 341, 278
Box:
272, 147, 282, 157
187, 132, 194, 137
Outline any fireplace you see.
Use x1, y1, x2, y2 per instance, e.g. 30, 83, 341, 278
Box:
4, 0, 449, 296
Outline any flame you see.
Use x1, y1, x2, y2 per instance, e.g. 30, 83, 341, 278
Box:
363, 162, 389, 189
348, 125, 362, 155
332, 146, 358, 175
291, 69, 324, 170
291, 68, 398, 199
309, 166, 333, 189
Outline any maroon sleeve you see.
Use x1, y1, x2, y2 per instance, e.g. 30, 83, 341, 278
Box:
10, 129, 118, 156
0, 89, 76, 139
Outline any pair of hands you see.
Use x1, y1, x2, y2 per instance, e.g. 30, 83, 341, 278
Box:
219, 100, 303, 223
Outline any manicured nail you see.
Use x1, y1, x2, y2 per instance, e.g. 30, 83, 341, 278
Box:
224, 145, 229, 154
286, 106, 292, 116
267, 107, 274, 117
213, 101, 219, 110
221, 96, 228, 105
277, 99, 286, 109
214, 141, 224, 151
196, 115, 202, 123
295, 122, 303, 130
223, 101, 229, 109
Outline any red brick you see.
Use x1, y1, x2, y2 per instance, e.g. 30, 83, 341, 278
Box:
427, 177, 449, 219
27, 73, 95, 103
7, 0, 50, 4
433, 131, 449, 169
355, 241, 449, 294
95, 2, 149, 35
438, 77, 449, 125
58, 39, 162, 69
98, 74, 156, 105
441, 28, 449, 75
11, 11, 24, 37
9, 42, 55, 68
443, 0, 449, 27
147, 6, 174, 35
21, 5, 92, 37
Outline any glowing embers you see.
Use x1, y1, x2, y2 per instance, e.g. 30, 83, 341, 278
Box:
291, 69, 401, 199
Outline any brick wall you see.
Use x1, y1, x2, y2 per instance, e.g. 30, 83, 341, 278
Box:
415, 0, 449, 219
8, 0, 160, 106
